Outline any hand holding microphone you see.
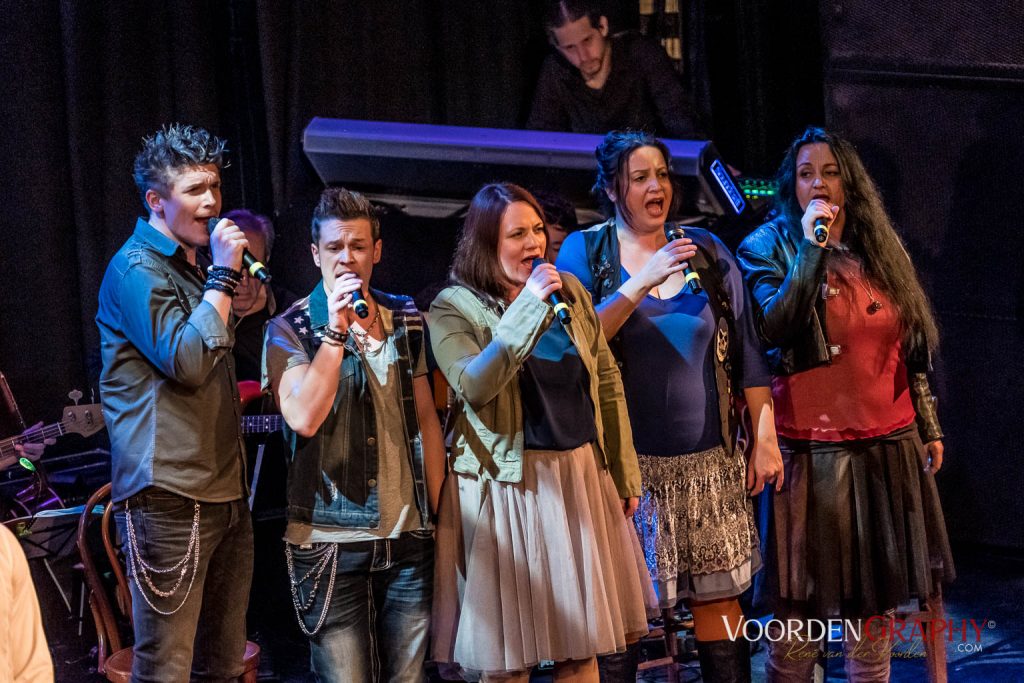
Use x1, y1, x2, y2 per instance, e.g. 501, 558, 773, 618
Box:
813, 217, 829, 244
529, 258, 571, 326
207, 218, 271, 283
327, 272, 364, 332
801, 201, 839, 247
665, 225, 702, 294
350, 291, 370, 319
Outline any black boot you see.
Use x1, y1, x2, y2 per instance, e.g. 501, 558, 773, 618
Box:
597, 640, 641, 682
696, 638, 752, 683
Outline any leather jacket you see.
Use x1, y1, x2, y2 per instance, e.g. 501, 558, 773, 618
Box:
737, 218, 943, 443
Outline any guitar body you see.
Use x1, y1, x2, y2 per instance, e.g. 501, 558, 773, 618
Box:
238, 380, 265, 411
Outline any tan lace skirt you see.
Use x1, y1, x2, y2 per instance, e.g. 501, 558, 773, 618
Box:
633, 445, 761, 607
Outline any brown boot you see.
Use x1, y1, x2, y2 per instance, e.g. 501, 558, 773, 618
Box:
842, 618, 892, 682
764, 622, 820, 682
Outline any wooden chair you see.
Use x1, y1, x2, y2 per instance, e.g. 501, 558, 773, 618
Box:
900, 568, 949, 683
76, 483, 260, 683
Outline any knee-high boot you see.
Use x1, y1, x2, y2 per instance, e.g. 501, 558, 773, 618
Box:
596, 640, 641, 683
696, 637, 752, 683
764, 622, 820, 682
842, 617, 892, 682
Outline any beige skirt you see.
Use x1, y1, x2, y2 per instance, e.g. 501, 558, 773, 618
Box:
431, 443, 656, 676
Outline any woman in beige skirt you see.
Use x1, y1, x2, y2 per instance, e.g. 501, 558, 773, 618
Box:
429, 183, 655, 681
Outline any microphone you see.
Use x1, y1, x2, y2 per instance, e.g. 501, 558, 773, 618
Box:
207, 218, 272, 283
350, 291, 370, 319
531, 257, 571, 326
665, 225, 702, 294
813, 217, 829, 244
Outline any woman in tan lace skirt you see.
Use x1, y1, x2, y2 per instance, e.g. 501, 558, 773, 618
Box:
555, 130, 783, 682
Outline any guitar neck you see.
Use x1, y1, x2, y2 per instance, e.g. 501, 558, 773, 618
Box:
241, 414, 284, 435
0, 423, 65, 459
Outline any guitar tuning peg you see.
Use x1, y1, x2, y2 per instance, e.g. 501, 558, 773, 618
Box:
68, 389, 83, 405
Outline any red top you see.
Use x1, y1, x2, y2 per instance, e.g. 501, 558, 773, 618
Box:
773, 254, 916, 441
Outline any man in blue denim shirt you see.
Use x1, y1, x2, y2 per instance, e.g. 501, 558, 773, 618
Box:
262, 188, 445, 682
96, 124, 254, 682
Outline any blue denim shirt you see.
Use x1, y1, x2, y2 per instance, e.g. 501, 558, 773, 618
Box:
262, 282, 430, 530
96, 219, 247, 503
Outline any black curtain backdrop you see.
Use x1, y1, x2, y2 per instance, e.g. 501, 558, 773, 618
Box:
2, 1, 1020, 549
1, 0, 818, 426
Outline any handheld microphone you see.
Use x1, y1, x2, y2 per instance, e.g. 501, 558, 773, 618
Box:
207, 218, 272, 283
665, 225, 703, 294
813, 217, 829, 244
350, 291, 370, 319
531, 257, 571, 326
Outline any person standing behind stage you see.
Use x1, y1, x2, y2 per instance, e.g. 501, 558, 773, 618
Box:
262, 188, 445, 682
736, 126, 955, 681
430, 182, 654, 681
556, 130, 783, 682
97, 124, 253, 682
224, 208, 296, 383
532, 189, 581, 263
528, 0, 700, 138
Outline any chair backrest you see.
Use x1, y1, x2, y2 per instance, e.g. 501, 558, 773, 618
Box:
76, 482, 132, 674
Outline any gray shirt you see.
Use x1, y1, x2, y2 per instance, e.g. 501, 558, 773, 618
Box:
96, 219, 247, 503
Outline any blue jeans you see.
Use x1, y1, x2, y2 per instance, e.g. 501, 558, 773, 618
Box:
289, 531, 434, 683
115, 488, 254, 683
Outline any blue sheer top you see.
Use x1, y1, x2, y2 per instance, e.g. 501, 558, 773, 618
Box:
556, 229, 770, 455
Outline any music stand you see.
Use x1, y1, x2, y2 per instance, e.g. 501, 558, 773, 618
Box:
6, 505, 104, 614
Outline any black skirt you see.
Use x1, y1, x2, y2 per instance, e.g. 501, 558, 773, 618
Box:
770, 425, 955, 618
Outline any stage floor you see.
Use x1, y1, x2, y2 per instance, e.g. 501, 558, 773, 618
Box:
43, 541, 1022, 682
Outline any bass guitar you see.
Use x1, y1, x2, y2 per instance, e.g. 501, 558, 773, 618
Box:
238, 380, 284, 435
0, 403, 105, 474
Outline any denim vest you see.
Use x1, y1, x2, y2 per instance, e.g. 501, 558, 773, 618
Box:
281, 282, 429, 529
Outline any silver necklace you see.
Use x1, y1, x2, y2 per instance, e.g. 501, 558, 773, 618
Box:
350, 306, 382, 354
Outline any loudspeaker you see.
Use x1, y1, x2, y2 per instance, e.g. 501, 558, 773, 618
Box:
820, 1, 1024, 74
819, 1, 1024, 549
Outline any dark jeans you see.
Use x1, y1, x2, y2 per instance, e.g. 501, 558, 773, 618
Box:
289, 530, 434, 683
115, 488, 254, 683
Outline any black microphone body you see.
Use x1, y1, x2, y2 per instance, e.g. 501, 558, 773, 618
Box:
207, 218, 272, 283
665, 225, 702, 294
350, 292, 370, 319
531, 257, 571, 326
813, 217, 829, 244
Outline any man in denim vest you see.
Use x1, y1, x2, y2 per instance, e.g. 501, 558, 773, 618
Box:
262, 187, 445, 682
97, 124, 253, 681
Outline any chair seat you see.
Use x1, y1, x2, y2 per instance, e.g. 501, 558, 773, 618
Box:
104, 640, 261, 683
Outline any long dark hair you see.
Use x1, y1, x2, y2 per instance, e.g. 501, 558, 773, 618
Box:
592, 129, 678, 226
451, 183, 548, 307
773, 126, 939, 352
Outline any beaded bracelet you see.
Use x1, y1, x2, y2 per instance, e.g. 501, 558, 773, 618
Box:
204, 280, 237, 297
207, 264, 243, 281
207, 272, 241, 289
321, 336, 343, 348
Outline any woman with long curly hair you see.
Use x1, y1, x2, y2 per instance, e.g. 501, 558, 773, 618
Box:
737, 126, 955, 681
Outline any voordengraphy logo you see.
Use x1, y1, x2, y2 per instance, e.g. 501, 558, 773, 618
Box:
864, 615, 990, 647
724, 616, 992, 651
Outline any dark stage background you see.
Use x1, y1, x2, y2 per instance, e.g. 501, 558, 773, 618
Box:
0, 1, 1021, 550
